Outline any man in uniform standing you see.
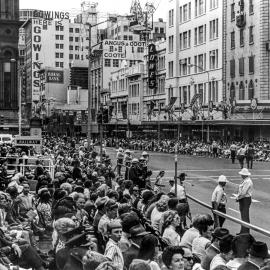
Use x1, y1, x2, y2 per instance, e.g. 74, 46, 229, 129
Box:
211, 175, 228, 227
236, 168, 253, 234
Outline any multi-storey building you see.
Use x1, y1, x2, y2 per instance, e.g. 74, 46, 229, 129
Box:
224, 0, 270, 140
0, 0, 21, 131
20, 5, 98, 117
166, 0, 224, 141
106, 40, 167, 138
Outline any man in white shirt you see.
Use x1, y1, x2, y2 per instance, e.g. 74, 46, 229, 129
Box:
236, 168, 253, 234
211, 175, 228, 227
169, 179, 186, 201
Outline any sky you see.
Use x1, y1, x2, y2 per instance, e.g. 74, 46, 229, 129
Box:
20, 0, 167, 21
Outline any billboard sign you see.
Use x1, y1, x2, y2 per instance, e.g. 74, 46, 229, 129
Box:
46, 70, 64, 83
103, 39, 146, 60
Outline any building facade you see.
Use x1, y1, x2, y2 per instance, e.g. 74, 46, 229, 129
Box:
224, 0, 270, 141
20, 5, 98, 118
0, 0, 21, 131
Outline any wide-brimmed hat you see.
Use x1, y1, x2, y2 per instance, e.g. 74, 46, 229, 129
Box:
249, 241, 270, 259
129, 224, 150, 237
212, 227, 230, 240
239, 168, 251, 176
218, 175, 228, 183
131, 158, 139, 163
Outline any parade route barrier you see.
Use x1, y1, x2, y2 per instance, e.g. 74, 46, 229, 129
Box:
0, 156, 55, 180
187, 194, 270, 238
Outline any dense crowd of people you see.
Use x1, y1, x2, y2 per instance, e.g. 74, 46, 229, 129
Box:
106, 138, 270, 163
0, 136, 269, 270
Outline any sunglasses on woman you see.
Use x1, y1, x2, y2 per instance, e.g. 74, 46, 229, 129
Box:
183, 256, 194, 262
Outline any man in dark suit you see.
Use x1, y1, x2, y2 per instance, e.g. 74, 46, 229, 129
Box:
238, 241, 270, 270
123, 224, 149, 269
201, 227, 229, 270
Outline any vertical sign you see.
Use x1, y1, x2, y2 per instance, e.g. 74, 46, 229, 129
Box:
148, 44, 157, 89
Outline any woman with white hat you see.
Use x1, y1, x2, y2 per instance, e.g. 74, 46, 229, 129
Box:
211, 175, 228, 227
235, 168, 253, 234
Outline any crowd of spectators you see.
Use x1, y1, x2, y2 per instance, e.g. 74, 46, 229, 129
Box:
106, 138, 270, 162
0, 137, 268, 270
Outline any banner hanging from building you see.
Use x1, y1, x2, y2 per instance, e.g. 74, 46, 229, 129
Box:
148, 43, 157, 89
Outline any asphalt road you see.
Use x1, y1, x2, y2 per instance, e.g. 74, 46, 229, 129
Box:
106, 147, 270, 244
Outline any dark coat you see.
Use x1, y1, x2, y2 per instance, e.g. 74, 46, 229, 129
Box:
56, 246, 88, 270
201, 244, 219, 270
238, 261, 260, 270
123, 243, 140, 269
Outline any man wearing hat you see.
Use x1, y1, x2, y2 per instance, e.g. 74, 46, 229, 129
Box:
129, 158, 144, 189
236, 168, 253, 234
211, 175, 228, 227
201, 227, 230, 270
123, 224, 150, 269
98, 199, 119, 237
238, 241, 270, 270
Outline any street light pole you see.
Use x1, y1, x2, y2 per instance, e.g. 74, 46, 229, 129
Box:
87, 23, 92, 150
18, 72, 22, 136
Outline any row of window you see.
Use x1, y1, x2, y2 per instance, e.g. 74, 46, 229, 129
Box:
230, 27, 254, 49
169, 0, 219, 27
69, 54, 84, 60
129, 84, 140, 97
230, 80, 255, 101
169, 19, 218, 53
178, 81, 219, 105
69, 45, 88, 51
55, 62, 64, 68
170, 50, 219, 78
170, 0, 254, 28
69, 36, 84, 42
230, 56, 255, 77
104, 59, 120, 68
128, 103, 140, 115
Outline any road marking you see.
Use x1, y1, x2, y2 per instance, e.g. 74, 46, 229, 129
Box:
228, 208, 240, 213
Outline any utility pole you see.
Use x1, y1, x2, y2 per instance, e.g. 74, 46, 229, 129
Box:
18, 70, 22, 136
87, 23, 92, 150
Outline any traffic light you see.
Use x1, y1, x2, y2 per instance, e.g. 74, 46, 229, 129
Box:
103, 108, 109, 123
97, 111, 103, 124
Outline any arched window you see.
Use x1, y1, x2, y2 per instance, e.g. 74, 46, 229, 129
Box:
230, 83, 235, 100
248, 80, 254, 100
239, 81, 245, 100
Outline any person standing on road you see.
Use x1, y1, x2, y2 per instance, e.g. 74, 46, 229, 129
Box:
230, 142, 237, 164
237, 145, 246, 169
211, 175, 228, 228
235, 168, 253, 234
246, 144, 255, 169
